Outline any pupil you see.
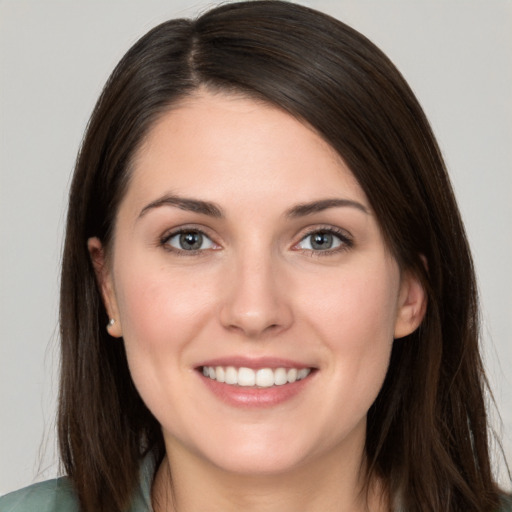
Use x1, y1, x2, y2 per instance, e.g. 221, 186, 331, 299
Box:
180, 232, 202, 250
311, 232, 332, 250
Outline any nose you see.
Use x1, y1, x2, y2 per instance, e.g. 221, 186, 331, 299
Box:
219, 251, 293, 339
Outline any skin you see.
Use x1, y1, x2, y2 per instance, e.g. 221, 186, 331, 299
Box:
89, 91, 426, 512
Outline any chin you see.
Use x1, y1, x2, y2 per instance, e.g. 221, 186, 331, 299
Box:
208, 449, 308, 476
189, 427, 336, 477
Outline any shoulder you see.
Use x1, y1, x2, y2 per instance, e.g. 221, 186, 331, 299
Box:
0, 451, 156, 512
500, 494, 512, 512
0, 478, 79, 512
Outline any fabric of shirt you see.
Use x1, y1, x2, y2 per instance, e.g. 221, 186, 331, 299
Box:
0, 453, 155, 512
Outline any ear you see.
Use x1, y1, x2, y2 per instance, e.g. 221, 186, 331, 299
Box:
394, 269, 427, 339
87, 237, 123, 338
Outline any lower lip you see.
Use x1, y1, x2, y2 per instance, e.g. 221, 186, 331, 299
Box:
199, 371, 314, 408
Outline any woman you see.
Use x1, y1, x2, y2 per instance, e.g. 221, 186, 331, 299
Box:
1, 1, 509, 511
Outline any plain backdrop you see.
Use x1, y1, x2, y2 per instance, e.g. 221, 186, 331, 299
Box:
1, 0, 511, 496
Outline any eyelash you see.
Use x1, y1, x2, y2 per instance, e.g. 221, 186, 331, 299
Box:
159, 226, 353, 256
160, 227, 218, 256
293, 227, 353, 256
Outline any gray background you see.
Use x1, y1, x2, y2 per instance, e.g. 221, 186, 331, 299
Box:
1, 0, 511, 495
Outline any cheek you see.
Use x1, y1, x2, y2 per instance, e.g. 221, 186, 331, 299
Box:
304, 263, 399, 342
113, 261, 217, 357
111, 261, 219, 420
297, 259, 400, 395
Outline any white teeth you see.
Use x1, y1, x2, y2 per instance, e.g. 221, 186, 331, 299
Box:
201, 365, 311, 387
225, 366, 237, 385
297, 368, 309, 380
274, 367, 288, 386
256, 368, 274, 387
238, 367, 256, 386
287, 368, 298, 383
215, 366, 225, 383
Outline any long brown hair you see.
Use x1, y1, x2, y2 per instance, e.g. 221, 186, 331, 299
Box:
59, 1, 504, 510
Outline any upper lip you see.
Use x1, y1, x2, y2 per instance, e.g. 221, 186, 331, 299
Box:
196, 356, 314, 370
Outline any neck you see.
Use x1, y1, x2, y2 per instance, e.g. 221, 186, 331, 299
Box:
152, 434, 389, 512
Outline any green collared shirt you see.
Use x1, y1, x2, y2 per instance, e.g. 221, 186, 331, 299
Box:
0, 453, 155, 512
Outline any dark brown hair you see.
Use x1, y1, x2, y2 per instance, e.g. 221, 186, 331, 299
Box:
59, 1, 504, 511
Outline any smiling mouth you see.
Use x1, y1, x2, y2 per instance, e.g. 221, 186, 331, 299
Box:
200, 366, 312, 388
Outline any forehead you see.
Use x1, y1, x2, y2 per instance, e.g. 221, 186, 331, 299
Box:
123, 91, 369, 216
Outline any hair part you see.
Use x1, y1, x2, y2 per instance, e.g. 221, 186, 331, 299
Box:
59, 2, 502, 511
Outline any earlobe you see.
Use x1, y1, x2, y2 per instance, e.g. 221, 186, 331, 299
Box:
87, 237, 123, 338
394, 270, 427, 339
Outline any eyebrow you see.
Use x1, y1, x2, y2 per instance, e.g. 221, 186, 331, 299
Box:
138, 194, 223, 219
138, 194, 368, 220
286, 198, 369, 217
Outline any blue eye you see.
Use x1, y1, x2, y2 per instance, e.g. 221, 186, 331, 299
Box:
164, 230, 216, 251
297, 230, 349, 251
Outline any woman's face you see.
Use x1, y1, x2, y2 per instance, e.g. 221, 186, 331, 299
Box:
90, 91, 425, 476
